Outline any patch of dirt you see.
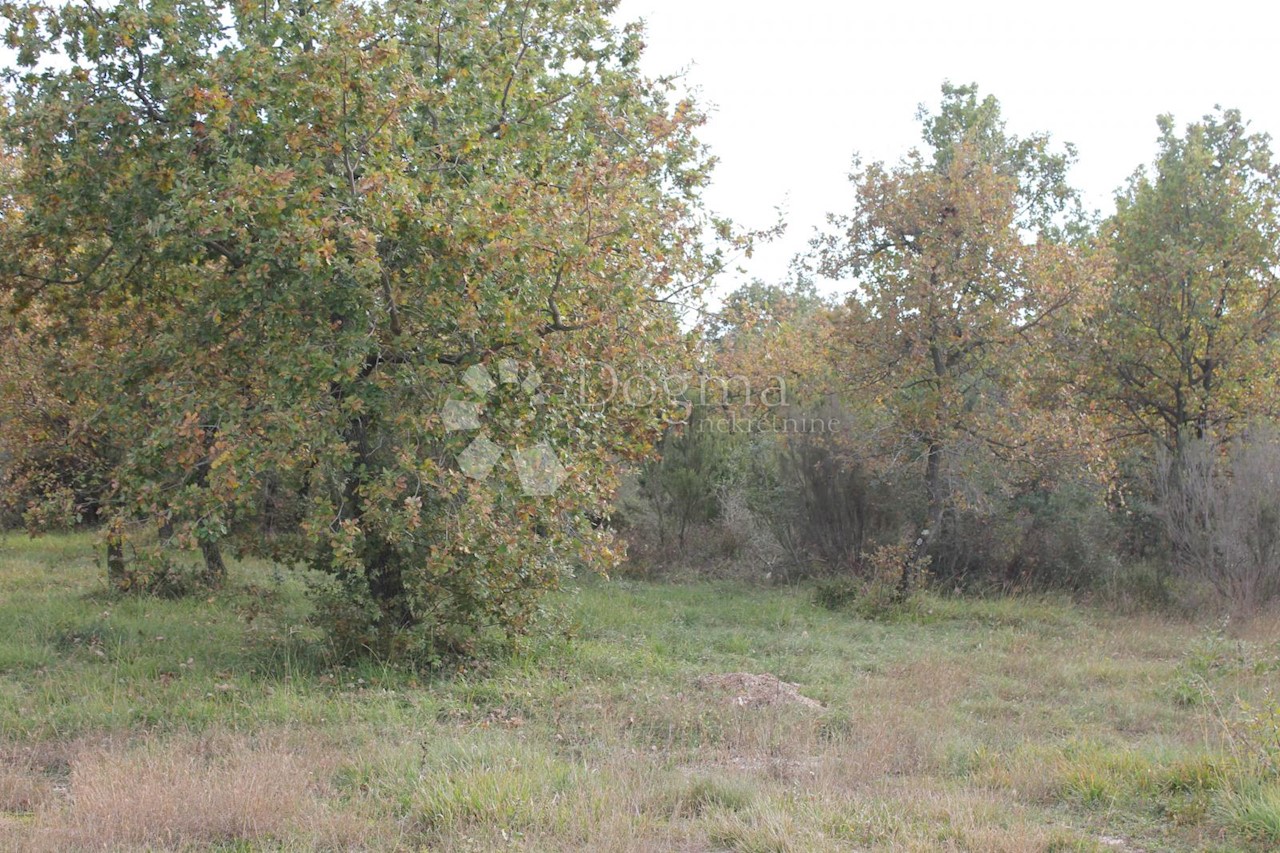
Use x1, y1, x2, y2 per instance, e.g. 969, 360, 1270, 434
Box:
694, 673, 823, 709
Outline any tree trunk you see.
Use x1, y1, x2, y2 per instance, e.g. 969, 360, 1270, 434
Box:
106, 535, 127, 591
902, 440, 944, 596
199, 539, 227, 588
333, 409, 412, 629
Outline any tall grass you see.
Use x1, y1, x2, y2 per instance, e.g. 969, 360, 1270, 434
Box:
0, 534, 1277, 850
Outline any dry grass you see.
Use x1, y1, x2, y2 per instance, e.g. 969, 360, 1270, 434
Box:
0, 760, 54, 817
1, 535, 1278, 850
6, 731, 379, 851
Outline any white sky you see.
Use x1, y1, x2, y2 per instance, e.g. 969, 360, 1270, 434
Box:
621, 0, 1280, 294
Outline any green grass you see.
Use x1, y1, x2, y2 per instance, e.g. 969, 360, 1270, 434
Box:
1225, 781, 1280, 844
0, 532, 1278, 850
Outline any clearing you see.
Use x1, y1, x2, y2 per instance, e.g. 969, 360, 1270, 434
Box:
0, 533, 1277, 851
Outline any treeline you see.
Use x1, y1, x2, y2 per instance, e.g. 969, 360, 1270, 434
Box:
617, 85, 1280, 618
0, 1, 1276, 660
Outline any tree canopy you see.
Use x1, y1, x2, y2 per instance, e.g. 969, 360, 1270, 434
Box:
4, 12, 1280, 634
1091, 109, 1280, 450
1, 0, 721, 656
812, 85, 1096, 586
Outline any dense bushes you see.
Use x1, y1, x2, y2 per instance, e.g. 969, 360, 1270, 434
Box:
617, 410, 1120, 594
1157, 428, 1280, 617
620, 405, 1280, 619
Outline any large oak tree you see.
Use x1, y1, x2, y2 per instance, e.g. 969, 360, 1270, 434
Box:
813, 84, 1097, 586
1092, 109, 1280, 451
1, 0, 721, 656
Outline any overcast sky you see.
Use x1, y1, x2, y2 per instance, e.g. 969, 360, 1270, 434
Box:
620, 0, 1280, 294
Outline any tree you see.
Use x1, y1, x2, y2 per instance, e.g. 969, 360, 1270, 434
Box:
1, 0, 720, 656
632, 406, 729, 552
813, 83, 1095, 588
0, 294, 113, 532
1092, 109, 1280, 452
0, 150, 117, 537
915, 82, 1082, 240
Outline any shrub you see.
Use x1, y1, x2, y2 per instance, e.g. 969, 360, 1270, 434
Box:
815, 542, 930, 616
1157, 427, 1280, 616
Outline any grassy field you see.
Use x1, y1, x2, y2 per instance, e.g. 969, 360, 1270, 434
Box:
0, 534, 1277, 851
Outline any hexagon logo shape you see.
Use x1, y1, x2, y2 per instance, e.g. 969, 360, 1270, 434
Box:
441, 362, 566, 496
458, 435, 503, 481
512, 443, 568, 497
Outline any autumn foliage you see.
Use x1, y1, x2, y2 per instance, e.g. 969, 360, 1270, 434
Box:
2, 6, 1278, 649
0, 0, 722, 657
624, 88, 1280, 616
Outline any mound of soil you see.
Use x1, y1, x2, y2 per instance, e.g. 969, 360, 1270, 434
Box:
694, 672, 823, 709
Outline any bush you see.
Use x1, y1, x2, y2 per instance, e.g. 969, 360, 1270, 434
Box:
1097, 560, 1180, 615
815, 543, 930, 616
922, 458, 1118, 593
1157, 427, 1280, 617
630, 410, 734, 553
618, 406, 910, 580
